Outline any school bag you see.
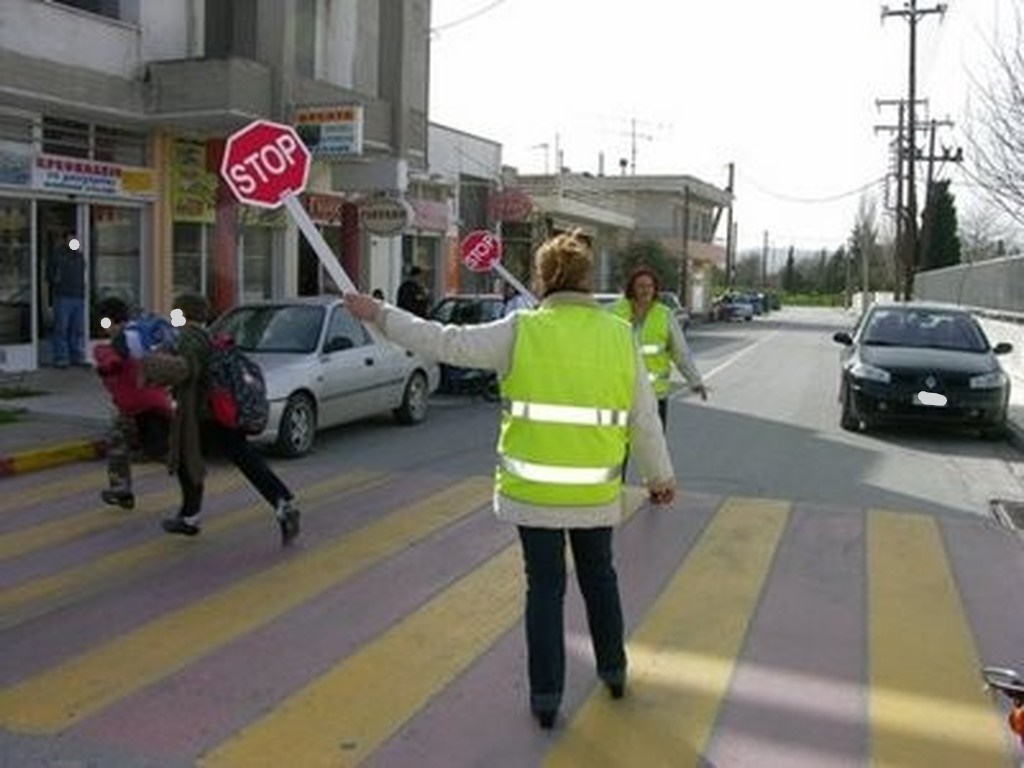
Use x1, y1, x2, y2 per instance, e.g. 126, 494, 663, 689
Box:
114, 312, 179, 360
206, 333, 270, 435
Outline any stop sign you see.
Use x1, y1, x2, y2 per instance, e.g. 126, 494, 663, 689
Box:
460, 230, 503, 272
220, 120, 311, 208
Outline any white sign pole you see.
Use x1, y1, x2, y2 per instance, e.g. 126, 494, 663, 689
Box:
283, 194, 385, 343
493, 263, 536, 307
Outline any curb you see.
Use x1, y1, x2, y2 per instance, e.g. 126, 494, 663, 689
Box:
0, 438, 106, 478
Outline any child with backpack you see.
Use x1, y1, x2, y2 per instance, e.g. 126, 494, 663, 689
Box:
143, 293, 300, 546
93, 296, 174, 509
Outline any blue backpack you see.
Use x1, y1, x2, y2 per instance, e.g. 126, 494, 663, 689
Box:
128, 313, 178, 353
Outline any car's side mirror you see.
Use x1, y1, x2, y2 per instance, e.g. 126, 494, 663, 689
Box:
993, 341, 1013, 355
324, 336, 354, 354
833, 331, 853, 346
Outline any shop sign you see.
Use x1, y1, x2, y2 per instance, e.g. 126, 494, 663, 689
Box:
409, 198, 450, 233
488, 188, 533, 223
361, 197, 413, 236
302, 192, 349, 225
170, 138, 216, 223
33, 154, 155, 199
294, 105, 364, 158
0, 147, 31, 187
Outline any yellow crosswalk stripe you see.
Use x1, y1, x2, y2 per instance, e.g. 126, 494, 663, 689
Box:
0, 474, 492, 733
0, 470, 244, 563
0, 464, 161, 515
200, 545, 523, 768
545, 497, 789, 767
0, 469, 386, 631
867, 510, 1010, 767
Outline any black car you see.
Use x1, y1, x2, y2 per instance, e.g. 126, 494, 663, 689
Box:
428, 295, 504, 398
833, 303, 1012, 437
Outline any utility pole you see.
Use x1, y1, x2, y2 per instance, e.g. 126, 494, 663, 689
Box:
882, 0, 947, 300
679, 185, 691, 306
762, 230, 769, 288
724, 162, 735, 288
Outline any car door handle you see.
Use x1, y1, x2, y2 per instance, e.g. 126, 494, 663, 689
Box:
364, 358, 375, 366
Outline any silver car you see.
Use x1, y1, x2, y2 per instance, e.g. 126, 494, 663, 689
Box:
210, 296, 440, 457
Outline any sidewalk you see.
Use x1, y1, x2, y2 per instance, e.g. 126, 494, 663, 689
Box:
0, 365, 109, 477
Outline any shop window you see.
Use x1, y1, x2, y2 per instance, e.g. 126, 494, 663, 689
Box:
242, 226, 273, 302
172, 222, 207, 298
90, 205, 141, 336
0, 200, 31, 344
42, 117, 90, 159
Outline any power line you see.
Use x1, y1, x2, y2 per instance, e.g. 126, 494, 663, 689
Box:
743, 174, 888, 204
431, 1, 510, 34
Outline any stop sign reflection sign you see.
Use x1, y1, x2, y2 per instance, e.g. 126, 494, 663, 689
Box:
460, 230, 503, 272
220, 120, 311, 208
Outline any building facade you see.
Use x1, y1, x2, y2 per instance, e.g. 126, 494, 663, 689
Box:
0, 0, 432, 371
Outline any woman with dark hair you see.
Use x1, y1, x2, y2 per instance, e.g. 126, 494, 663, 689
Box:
343, 230, 675, 730
610, 266, 707, 427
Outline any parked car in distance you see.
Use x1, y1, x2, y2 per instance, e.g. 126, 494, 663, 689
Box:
209, 296, 440, 457
710, 293, 755, 322
658, 291, 692, 330
428, 294, 504, 398
832, 302, 1012, 438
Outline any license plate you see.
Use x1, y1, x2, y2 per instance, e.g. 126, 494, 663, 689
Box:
916, 391, 947, 407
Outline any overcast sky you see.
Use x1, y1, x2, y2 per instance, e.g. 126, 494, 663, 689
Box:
428, 0, 1015, 255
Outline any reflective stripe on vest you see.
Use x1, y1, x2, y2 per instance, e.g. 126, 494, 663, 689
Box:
506, 399, 630, 427
501, 456, 622, 485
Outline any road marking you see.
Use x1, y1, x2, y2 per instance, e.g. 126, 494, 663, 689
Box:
0, 474, 492, 733
544, 496, 789, 766
0, 470, 244, 563
0, 469, 385, 631
0, 464, 161, 515
200, 544, 523, 768
868, 510, 1009, 766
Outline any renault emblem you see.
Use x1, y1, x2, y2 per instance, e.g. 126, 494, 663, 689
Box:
925, 375, 937, 389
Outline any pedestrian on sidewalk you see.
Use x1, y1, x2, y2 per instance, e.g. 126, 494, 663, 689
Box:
93, 296, 174, 510
47, 230, 86, 368
610, 266, 707, 428
345, 229, 676, 730
144, 293, 301, 546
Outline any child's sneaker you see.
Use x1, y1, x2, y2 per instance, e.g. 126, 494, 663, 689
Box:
275, 499, 301, 546
161, 515, 201, 537
101, 489, 135, 510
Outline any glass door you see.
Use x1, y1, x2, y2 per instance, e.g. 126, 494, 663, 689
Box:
36, 200, 80, 367
0, 199, 32, 369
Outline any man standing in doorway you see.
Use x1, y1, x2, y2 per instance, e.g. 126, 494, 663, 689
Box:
396, 265, 430, 317
48, 230, 87, 368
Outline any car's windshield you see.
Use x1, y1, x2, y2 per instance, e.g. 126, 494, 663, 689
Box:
431, 298, 502, 325
861, 308, 988, 352
213, 305, 325, 353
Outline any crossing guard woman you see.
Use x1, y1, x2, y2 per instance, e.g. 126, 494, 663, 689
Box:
344, 229, 675, 731
611, 266, 707, 428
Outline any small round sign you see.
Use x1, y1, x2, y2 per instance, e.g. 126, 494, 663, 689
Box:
460, 230, 502, 273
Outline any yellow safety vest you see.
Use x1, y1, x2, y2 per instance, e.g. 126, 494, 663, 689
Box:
498, 304, 635, 507
610, 298, 672, 398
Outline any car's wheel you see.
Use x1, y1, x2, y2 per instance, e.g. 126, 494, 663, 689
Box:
980, 419, 1008, 441
840, 382, 860, 432
276, 393, 317, 457
394, 371, 429, 425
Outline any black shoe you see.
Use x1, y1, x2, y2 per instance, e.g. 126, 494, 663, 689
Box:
101, 489, 135, 510
607, 682, 625, 700
162, 516, 200, 537
533, 709, 557, 730
276, 500, 301, 546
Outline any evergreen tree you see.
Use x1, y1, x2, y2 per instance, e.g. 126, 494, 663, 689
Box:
920, 179, 962, 270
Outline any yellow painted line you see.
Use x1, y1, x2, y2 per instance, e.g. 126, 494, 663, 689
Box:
868, 510, 1011, 767
0, 464, 161, 515
8, 440, 104, 475
0, 470, 245, 563
545, 497, 789, 767
200, 544, 523, 768
0, 469, 386, 632
0, 474, 492, 733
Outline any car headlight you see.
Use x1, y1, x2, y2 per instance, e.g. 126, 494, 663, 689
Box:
969, 370, 1008, 390
850, 362, 891, 384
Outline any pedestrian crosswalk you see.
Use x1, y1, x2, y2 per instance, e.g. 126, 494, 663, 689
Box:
0, 461, 1020, 766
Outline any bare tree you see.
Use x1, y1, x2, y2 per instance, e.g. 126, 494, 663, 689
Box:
965, 2, 1024, 227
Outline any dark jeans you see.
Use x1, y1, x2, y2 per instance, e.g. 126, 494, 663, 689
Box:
517, 526, 626, 714
178, 423, 291, 519
52, 295, 84, 366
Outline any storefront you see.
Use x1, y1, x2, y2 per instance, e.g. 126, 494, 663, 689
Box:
0, 120, 155, 372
